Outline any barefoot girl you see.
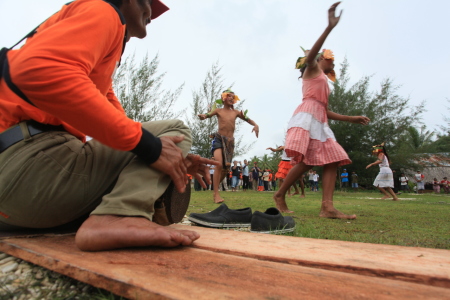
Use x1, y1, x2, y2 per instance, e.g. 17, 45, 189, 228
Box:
272, 2, 370, 218
366, 143, 399, 201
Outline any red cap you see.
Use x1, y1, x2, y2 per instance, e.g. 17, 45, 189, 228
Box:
151, 0, 169, 19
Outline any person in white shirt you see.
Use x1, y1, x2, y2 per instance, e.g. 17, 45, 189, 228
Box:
312, 171, 320, 192
399, 173, 409, 192
414, 170, 425, 194
208, 158, 215, 190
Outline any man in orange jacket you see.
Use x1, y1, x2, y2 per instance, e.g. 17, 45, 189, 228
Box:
0, 0, 217, 251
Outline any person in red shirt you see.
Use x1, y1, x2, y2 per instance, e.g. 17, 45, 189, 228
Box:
0, 0, 218, 251
441, 177, 449, 194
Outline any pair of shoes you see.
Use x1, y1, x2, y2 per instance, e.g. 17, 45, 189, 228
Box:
153, 181, 191, 226
188, 203, 252, 228
250, 207, 295, 234
188, 205, 295, 234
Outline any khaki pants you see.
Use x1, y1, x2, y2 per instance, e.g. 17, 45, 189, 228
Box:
0, 120, 191, 229
252, 179, 258, 191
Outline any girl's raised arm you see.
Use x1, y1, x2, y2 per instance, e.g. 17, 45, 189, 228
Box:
304, 2, 342, 77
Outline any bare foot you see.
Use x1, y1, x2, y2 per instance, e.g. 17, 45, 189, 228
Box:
392, 198, 400, 201
75, 215, 200, 251
300, 194, 306, 198
319, 208, 356, 220
214, 194, 224, 203
273, 193, 294, 213
381, 196, 390, 200
292, 192, 300, 196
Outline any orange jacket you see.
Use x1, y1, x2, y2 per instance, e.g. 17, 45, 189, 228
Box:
0, 0, 161, 164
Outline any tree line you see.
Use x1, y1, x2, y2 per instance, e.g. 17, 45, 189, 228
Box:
114, 53, 449, 187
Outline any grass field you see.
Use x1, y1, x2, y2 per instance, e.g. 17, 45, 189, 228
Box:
187, 189, 450, 250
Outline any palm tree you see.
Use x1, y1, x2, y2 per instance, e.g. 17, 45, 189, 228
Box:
406, 126, 435, 152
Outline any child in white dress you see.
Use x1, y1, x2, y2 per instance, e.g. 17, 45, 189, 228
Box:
366, 143, 399, 201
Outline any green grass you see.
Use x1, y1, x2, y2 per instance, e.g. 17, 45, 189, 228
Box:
187, 190, 450, 249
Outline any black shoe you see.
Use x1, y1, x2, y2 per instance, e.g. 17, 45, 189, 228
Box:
250, 207, 295, 234
188, 203, 252, 228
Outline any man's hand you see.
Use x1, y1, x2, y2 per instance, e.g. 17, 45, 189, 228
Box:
185, 154, 220, 188
252, 125, 259, 138
198, 114, 207, 120
150, 135, 188, 193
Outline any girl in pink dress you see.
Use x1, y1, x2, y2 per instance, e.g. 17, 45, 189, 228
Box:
273, 2, 370, 218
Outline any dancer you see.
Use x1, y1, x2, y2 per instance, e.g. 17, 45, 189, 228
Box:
267, 146, 305, 197
273, 2, 370, 218
366, 143, 399, 201
199, 89, 259, 203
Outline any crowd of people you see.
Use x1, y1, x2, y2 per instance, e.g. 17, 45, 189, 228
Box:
195, 164, 450, 198
194, 160, 279, 193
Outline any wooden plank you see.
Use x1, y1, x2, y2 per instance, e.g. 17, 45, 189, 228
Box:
173, 224, 450, 288
0, 235, 449, 300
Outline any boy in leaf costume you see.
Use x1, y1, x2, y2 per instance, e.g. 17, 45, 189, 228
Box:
198, 89, 259, 203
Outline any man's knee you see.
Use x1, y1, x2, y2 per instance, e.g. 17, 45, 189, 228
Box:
142, 119, 192, 155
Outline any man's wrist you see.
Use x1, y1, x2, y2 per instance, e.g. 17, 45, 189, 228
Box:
131, 128, 162, 165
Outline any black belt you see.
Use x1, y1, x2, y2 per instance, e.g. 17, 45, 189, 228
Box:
0, 121, 65, 153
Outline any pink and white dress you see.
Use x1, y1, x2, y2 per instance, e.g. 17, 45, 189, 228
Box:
285, 72, 351, 166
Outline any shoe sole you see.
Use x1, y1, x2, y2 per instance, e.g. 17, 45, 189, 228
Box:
250, 226, 296, 234
161, 181, 191, 224
188, 216, 251, 228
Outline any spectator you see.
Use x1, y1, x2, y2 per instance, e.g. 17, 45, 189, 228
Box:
268, 170, 273, 191
340, 169, 349, 190
312, 170, 320, 192
242, 159, 250, 191
263, 168, 270, 191
414, 170, 425, 194
0, 0, 219, 252
433, 178, 440, 194
441, 177, 449, 194
351, 171, 358, 189
308, 170, 315, 191
230, 161, 241, 192
251, 162, 261, 191
208, 157, 215, 191
399, 173, 410, 192
272, 171, 277, 191
227, 170, 232, 190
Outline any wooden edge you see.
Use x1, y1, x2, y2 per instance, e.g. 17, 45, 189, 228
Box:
172, 224, 450, 288
1, 236, 450, 300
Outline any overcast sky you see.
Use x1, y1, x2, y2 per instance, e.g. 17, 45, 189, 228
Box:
1, 0, 448, 161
